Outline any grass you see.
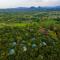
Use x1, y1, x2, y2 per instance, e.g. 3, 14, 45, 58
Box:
0, 22, 38, 28
39, 19, 57, 28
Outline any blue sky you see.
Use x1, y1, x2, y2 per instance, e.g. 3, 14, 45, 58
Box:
0, 0, 60, 8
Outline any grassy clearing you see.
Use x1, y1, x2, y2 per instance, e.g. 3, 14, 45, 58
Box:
39, 19, 57, 28
0, 22, 38, 28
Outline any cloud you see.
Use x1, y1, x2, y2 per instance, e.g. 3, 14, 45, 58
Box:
31, 0, 60, 6
0, 0, 60, 8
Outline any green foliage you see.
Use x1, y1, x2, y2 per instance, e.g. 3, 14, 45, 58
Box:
0, 11, 60, 60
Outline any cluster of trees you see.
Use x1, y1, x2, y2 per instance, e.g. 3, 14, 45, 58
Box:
0, 21, 60, 60
0, 11, 60, 23
0, 11, 60, 60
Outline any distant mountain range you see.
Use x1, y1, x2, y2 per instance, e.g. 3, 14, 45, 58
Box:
0, 6, 60, 12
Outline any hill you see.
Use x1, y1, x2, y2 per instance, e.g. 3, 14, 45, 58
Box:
0, 6, 60, 12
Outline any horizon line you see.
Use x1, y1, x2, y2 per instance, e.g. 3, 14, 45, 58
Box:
0, 5, 60, 9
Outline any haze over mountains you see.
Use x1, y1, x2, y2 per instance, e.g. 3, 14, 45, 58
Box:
0, 6, 60, 12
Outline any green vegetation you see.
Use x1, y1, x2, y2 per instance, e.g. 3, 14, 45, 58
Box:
0, 11, 60, 60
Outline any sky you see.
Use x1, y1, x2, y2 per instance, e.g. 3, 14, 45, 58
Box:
0, 0, 60, 8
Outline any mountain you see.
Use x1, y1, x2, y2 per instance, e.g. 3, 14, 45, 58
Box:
0, 6, 60, 12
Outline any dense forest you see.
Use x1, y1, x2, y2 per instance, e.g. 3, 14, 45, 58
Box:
0, 11, 60, 60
